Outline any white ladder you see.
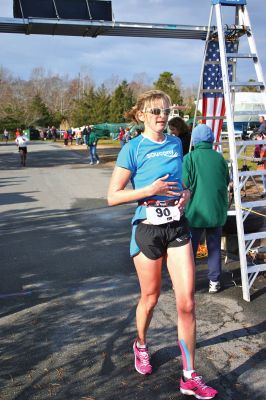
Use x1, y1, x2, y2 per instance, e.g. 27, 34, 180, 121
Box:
196, 0, 266, 301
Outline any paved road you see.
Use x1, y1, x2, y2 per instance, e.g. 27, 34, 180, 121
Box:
0, 141, 265, 400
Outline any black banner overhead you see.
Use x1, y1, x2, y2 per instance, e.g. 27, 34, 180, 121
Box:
13, 0, 113, 21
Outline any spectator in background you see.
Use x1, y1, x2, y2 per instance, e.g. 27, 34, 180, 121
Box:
15, 128, 21, 137
40, 129, 45, 141
68, 130, 73, 145
254, 132, 263, 158
182, 124, 230, 294
47, 126, 51, 139
257, 115, 266, 135
118, 127, 125, 147
51, 126, 57, 142
82, 126, 89, 145
88, 129, 100, 165
3, 129, 9, 144
63, 130, 69, 146
124, 127, 132, 143
255, 132, 266, 197
76, 129, 82, 145
168, 117, 191, 156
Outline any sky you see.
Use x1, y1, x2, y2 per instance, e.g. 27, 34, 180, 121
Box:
0, 0, 265, 89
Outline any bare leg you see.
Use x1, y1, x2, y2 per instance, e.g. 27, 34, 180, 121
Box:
133, 252, 163, 345
19, 149, 24, 166
166, 242, 196, 370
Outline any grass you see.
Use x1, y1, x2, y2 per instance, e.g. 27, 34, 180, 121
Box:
98, 138, 120, 147
221, 142, 258, 171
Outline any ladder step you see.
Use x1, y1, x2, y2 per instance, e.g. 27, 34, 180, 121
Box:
204, 60, 234, 65
227, 209, 236, 216
226, 53, 257, 59
245, 232, 266, 241
196, 116, 225, 120
200, 89, 224, 93
205, 60, 225, 65
236, 140, 266, 146
227, 201, 266, 216
239, 156, 266, 162
242, 200, 266, 208
230, 81, 265, 87
247, 264, 266, 274
212, 0, 247, 6
239, 170, 265, 177
234, 110, 266, 116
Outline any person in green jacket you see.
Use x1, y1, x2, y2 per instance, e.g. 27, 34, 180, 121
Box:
88, 130, 100, 165
182, 124, 230, 293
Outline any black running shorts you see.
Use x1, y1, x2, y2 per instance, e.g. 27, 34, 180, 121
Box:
135, 216, 191, 260
19, 146, 27, 154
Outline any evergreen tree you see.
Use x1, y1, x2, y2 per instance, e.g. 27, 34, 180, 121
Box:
70, 87, 95, 127
109, 80, 134, 122
51, 110, 64, 127
28, 94, 52, 127
0, 104, 26, 132
154, 72, 183, 105
90, 85, 111, 124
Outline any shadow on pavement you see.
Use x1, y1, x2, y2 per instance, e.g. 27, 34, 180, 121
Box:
0, 198, 265, 399
0, 176, 28, 188
0, 205, 135, 318
0, 143, 119, 170
0, 191, 38, 206
1, 276, 265, 400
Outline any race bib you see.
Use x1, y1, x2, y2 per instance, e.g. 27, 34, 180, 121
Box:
146, 206, 181, 225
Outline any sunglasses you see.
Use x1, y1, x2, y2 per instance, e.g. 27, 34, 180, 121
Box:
144, 107, 171, 116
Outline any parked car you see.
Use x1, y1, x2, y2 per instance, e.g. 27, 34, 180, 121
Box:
221, 121, 260, 140
242, 120, 261, 140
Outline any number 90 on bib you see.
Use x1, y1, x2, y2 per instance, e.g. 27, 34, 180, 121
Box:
146, 206, 181, 225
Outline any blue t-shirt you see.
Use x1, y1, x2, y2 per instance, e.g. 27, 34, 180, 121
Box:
116, 133, 183, 224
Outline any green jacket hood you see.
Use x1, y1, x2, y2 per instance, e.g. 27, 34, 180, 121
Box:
193, 142, 213, 150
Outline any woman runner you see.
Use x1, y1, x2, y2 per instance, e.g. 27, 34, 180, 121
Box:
107, 90, 218, 399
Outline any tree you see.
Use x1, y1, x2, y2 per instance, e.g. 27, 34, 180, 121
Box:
0, 104, 26, 132
129, 72, 152, 98
103, 74, 121, 95
70, 87, 95, 127
27, 94, 52, 127
90, 85, 111, 123
154, 72, 183, 105
181, 85, 198, 118
109, 80, 134, 122
70, 85, 110, 126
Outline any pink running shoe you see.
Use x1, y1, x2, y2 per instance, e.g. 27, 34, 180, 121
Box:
133, 340, 152, 375
180, 372, 218, 399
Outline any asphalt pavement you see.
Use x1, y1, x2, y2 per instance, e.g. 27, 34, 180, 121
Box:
0, 140, 265, 400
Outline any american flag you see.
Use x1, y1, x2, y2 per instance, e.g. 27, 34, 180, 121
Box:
202, 40, 238, 142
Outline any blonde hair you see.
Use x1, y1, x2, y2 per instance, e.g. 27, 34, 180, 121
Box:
125, 90, 172, 124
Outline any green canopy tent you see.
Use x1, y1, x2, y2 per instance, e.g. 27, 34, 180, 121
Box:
93, 123, 143, 139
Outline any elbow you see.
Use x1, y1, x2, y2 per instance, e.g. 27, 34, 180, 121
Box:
107, 194, 116, 207
107, 198, 114, 207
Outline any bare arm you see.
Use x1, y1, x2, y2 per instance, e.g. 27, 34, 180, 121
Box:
107, 166, 181, 206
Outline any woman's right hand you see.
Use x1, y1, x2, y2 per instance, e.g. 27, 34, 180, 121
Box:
149, 174, 180, 197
